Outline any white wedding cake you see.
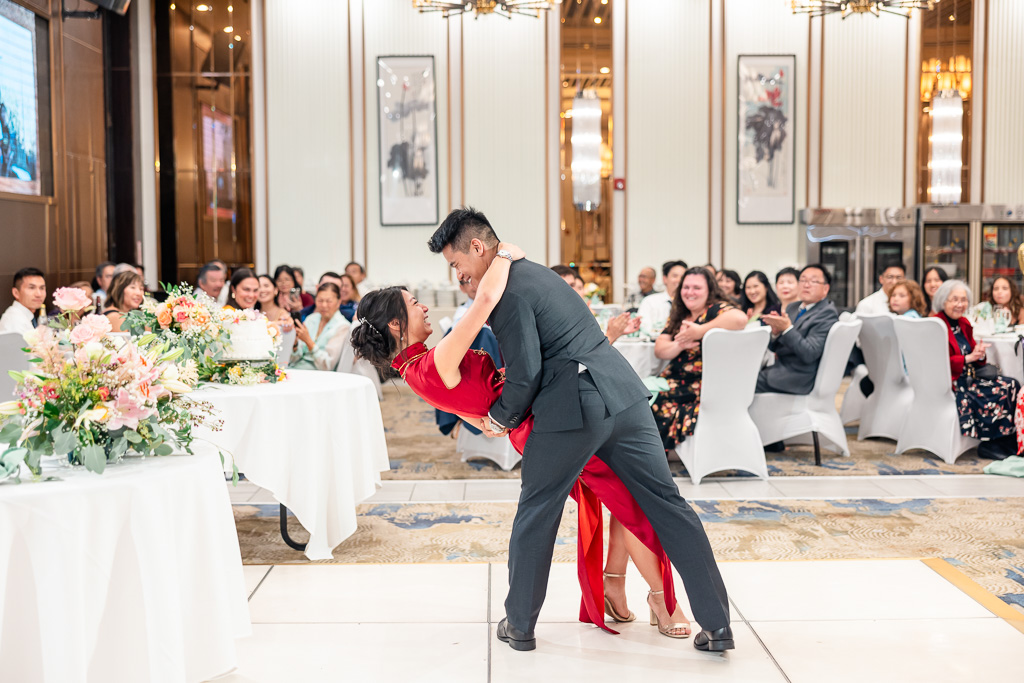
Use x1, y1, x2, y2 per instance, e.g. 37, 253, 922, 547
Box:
222, 319, 276, 361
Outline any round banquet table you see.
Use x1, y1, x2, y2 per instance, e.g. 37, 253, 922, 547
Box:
979, 334, 1024, 386
191, 369, 390, 561
613, 339, 667, 379
0, 452, 249, 683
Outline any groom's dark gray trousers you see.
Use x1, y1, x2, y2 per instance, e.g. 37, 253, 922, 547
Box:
505, 373, 730, 635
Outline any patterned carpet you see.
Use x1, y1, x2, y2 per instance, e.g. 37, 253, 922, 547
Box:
378, 382, 990, 480
234, 497, 1024, 614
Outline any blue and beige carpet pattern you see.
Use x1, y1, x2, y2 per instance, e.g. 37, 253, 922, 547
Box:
234, 496, 1024, 614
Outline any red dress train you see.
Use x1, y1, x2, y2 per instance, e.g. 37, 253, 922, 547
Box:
393, 343, 678, 633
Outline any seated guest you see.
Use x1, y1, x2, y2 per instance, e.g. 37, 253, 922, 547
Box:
716, 269, 742, 305
290, 282, 351, 371
103, 270, 145, 332
739, 270, 782, 328
757, 264, 840, 396
551, 265, 583, 293
982, 276, 1024, 325
297, 271, 344, 321
338, 273, 360, 322
933, 279, 1020, 459
650, 268, 746, 448
225, 269, 260, 310
922, 265, 949, 313
888, 279, 927, 318
638, 260, 687, 330
91, 261, 115, 310
256, 274, 294, 329
274, 265, 313, 311
855, 263, 906, 316
774, 267, 800, 311
624, 266, 658, 310
0, 267, 46, 335
68, 280, 94, 301
703, 264, 718, 278
605, 311, 641, 344
293, 266, 306, 294
195, 262, 227, 302
346, 261, 369, 297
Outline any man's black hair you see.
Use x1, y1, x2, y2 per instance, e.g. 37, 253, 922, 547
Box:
428, 207, 500, 254
661, 260, 688, 277
800, 263, 832, 286
13, 267, 44, 289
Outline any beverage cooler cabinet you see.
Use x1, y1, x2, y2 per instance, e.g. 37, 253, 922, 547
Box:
919, 205, 1024, 297
802, 207, 918, 311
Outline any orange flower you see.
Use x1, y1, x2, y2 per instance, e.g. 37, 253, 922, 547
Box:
156, 308, 173, 329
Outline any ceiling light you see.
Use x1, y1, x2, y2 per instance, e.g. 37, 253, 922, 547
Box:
412, 1, 554, 19
223, 25, 233, 32
790, 0, 934, 19
195, 4, 212, 12
599, 66, 610, 74
234, 35, 241, 41
594, 16, 601, 23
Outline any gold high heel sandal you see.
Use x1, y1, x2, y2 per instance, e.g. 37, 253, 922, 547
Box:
647, 590, 691, 639
602, 572, 635, 623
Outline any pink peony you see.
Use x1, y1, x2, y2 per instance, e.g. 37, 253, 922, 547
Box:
53, 286, 92, 312
69, 314, 112, 345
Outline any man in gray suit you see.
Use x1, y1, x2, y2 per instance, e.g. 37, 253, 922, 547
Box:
429, 208, 732, 654
757, 263, 840, 395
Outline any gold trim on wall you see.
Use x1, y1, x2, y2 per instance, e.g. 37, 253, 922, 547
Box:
719, 0, 726, 265
262, 0, 271, 272
818, 15, 825, 207
805, 16, 812, 208
981, 0, 989, 203
707, 0, 713, 263
348, 1, 355, 261
902, 18, 908, 204
544, 14, 549, 267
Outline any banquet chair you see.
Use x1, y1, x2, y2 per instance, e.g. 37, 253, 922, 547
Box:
674, 327, 770, 484
0, 331, 28, 401
855, 314, 913, 441
749, 319, 862, 465
456, 427, 521, 471
335, 320, 384, 400
893, 317, 978, 464
840, 364, 868, 426
439, 316, 453, 335
276, 328, 296, 367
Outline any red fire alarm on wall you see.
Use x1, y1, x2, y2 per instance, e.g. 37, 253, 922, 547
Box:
613, 178, 625, 191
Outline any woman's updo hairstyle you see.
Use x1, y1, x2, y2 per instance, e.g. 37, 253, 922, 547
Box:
350, 287, 408, 369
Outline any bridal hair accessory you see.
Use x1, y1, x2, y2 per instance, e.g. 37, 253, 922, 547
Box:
361, 318, 381, 337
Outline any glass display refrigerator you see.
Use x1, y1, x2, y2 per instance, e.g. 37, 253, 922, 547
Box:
802, 207, 919, 311
918, 205, 1024, 297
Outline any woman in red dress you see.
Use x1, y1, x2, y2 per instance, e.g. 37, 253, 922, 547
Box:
351, 245, 691, 638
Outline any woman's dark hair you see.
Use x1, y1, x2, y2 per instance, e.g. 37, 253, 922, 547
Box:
273, 265, 297, 290
775, 266, 800, 283
985, 276, 1024, 322
718, 269, 742, 299
922, 265, 950, 309
227, 268, 258, 309
106, 270, 144, 311
664, 267, 727, 336
317, 282, 342, 298
350, 287, 409, 369
738, 270, 780, 312
339, 273, 361, 302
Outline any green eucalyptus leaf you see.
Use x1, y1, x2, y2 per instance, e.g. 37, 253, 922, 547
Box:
124, 430, 143, 444
232, 461, 239, 486
109, 438, 129, 460
1, 447, 27, 474
51, 424, 76, 455
25, 450, 42, 475
81, 445, 106, 474
154, 443, 174, 456
0, 422, 22, 444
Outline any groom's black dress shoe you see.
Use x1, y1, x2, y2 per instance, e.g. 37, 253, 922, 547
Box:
496, 618, 536, 651
693, 625, 735, 652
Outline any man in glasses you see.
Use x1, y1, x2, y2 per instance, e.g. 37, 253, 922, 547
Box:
756, 263, 839, 397
855, 263, 907, 316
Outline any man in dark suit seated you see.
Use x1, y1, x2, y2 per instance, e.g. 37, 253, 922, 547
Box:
756, 263, 840, 396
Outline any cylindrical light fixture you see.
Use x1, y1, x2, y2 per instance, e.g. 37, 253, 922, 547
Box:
570, 89, 602, 211
929, 91, 963, 205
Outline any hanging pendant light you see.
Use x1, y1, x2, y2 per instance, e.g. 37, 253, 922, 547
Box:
570, 89, 602, 211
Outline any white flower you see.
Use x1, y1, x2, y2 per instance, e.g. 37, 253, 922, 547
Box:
0, 400, 21, 416
161, 378, 191, 394
74, 407, 110, 428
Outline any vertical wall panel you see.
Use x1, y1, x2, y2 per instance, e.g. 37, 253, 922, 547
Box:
364, 0, 449, 285
265, 0, 351, 281
821, 14, 905, 208
626, 0, 709, 278
724, 0, 808, 277
984, 0, 1024, 204
463, 16, 546, 264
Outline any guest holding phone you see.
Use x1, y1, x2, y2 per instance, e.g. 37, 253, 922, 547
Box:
257, 274, 294, 330
274, 265, 313, 312
291, 282, 350, 371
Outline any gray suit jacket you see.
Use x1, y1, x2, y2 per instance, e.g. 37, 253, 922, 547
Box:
760, 299, 839, 395
487, 259, 650, 433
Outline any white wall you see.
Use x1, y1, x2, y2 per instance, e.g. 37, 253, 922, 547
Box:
625, 0, 709, 277
724, 0, 809, 278
984, 0, 1024, 204
264, 0, 352, 282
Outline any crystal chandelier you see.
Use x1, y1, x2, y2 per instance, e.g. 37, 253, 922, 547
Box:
412, 1, 556, 19
928, 91, 963, 205
790, 1, 934, 19
570, 90, 602, 211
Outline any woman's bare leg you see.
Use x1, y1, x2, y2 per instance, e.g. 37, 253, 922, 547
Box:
617, 519, 691, 635
603, 516, 631, 616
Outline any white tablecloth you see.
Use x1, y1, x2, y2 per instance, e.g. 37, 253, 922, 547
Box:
0, 453, 249, 683
192, 370, 390, 560
979, 334, 1024, 385
613, 339, 667, 378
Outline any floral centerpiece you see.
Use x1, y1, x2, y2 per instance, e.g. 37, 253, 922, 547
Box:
0, 288, 222, 480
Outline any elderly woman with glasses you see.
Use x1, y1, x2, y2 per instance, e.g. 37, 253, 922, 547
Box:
932, 279, 1020, 459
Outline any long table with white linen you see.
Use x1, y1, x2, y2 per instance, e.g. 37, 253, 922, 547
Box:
613, 339, 667, 379
0, 452, 249, 683
192, 369, 390, 560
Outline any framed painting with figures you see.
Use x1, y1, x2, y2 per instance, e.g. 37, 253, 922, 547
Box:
737, 54, 795, 225
377, 55, 439, 226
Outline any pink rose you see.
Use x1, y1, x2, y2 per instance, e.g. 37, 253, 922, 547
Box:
69, 313, 112, 345
53, 286, 92, 312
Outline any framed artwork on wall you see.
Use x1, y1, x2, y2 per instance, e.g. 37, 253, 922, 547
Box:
376, 55, 438, 226
737, 54, 795, 225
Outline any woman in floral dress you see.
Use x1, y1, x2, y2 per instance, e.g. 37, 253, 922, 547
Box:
651, 268, 747, 450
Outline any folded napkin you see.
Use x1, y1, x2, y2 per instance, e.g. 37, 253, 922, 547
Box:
983, 455, 1024, 478
643, 376, 669, 406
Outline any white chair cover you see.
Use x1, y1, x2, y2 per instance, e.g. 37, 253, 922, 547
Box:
0, 331, 28, 400
893, 317, 979, 463
276, 328, 296, 368
438, 317, 453, 335
335, 319, 383, 400
749, 319, 862, 459
855, 314, 914, 441
675, 327, 771, 484
840, 364, 868, 426
456, 427, 521, 471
